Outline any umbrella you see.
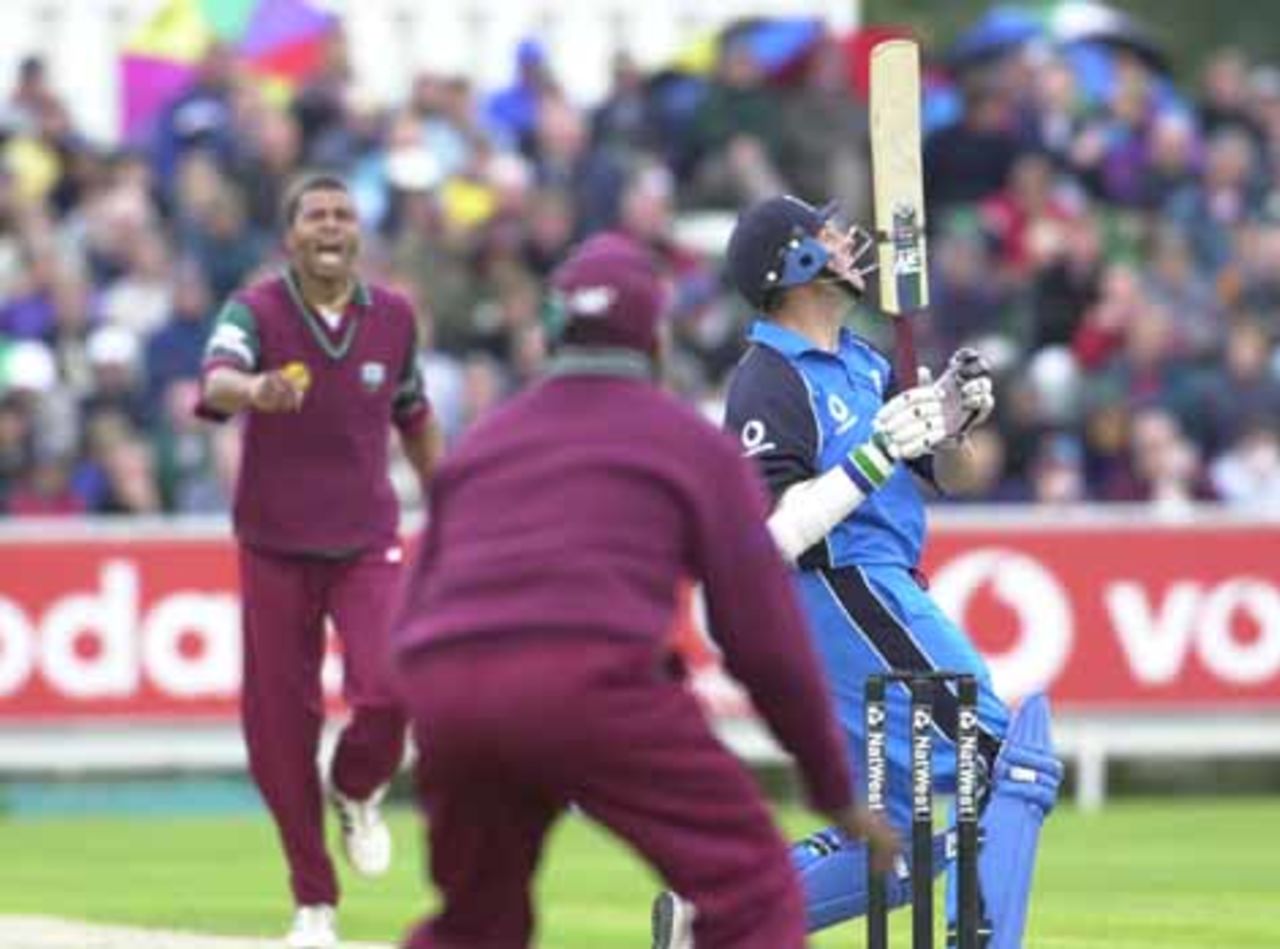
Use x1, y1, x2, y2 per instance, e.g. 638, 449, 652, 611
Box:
947, 6, 1046, 69
1049, 1, 1168, 73
723, 17, 825, 76
664, 17, 824, 80
121, 0, 337, 140
667, 30, 721, 77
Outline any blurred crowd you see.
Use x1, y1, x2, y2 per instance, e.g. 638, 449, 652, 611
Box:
0, 13, 1279, 519
919, 38, 1280, 513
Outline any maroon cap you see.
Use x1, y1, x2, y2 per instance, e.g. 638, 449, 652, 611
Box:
550, 232, 666, 354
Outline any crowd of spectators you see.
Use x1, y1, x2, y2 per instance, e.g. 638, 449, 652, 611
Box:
0, 15, 1278, 519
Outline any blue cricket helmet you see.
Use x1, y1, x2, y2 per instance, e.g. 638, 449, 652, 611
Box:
726, 195, 836, 309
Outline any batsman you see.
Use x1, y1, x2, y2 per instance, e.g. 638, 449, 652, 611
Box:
651, 190, 1062, 946
654, 39, 1060, 949
654, 82, 1062, 949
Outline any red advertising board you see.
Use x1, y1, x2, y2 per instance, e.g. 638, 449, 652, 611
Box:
1, 516, 1277, 721
920, 521, 1280, 708
0, 532, 242, 719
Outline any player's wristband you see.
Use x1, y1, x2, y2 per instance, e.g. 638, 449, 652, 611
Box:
841, 432, 896, 495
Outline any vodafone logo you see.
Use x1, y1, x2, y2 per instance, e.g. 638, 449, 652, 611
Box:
1107, 577, 1280, 687
930, 548, 1074, 700
929, 545, 1280, 701
0, 560, 240, 703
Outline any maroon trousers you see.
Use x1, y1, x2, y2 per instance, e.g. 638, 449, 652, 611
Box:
239, 544, 407, 907
395, 634, 807, 949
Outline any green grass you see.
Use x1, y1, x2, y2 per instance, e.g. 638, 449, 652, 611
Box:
0, 797, 1276, 946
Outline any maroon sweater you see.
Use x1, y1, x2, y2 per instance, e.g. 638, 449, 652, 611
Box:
394, 356, 855, 814
201, 270, 429, 555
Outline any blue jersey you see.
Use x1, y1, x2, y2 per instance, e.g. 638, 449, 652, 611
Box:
723, 319, 928, 569
725, 317, 1024, 939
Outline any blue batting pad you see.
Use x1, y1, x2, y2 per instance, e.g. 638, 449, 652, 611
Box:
949, 692, 1063, 948
792, 827, 951, 932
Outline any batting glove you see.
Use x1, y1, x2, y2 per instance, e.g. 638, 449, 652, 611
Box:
872, 370, 947, 461
840, 370, 947, 497
937, 348, 994, 443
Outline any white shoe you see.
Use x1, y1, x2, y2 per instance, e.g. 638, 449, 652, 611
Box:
651, 890, 695, 949
285, 904, 337, 949
331, 784, 392, 877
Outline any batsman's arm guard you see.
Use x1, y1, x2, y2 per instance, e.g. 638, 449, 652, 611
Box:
768, 468, 867, 563
767, 435, 896, 563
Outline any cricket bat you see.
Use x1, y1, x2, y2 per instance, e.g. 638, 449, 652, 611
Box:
869, 39, 928, 390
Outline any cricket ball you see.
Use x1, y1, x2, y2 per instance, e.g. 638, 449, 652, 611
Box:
281, 361, 312, 392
